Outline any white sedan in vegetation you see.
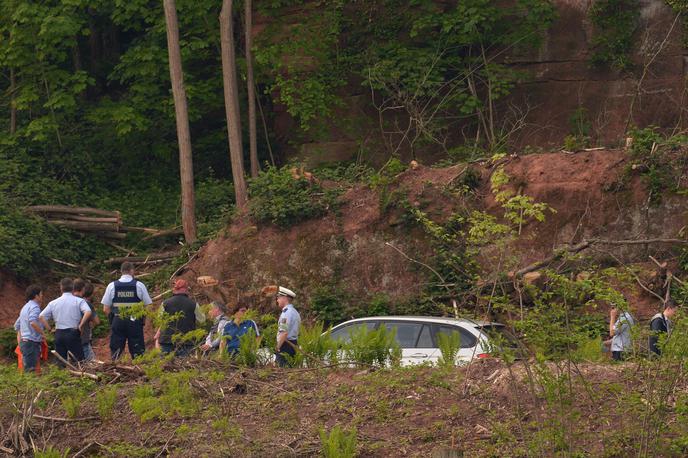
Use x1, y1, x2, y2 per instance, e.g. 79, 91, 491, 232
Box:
329, 316, 516, 366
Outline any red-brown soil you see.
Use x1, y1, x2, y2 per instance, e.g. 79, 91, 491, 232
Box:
185, 149, 685, 322
4, 358, 686, 457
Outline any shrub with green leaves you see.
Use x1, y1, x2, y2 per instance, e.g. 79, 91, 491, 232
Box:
437, 331, 461, 367
248, 165, 339, 226
34, 447, 71, 458
96, 386, 118, 419
320, 425, 357, 458
61, 393, 83, 419
589, 0, 640, 71
236, 328, 262, 367
345, 325, 401, 367
130, 370, 200, 422
292, 322, 339, 368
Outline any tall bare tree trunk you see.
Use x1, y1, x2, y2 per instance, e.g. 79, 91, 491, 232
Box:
220, 0, 248, 209
245, 0, 259, 178
9, 68, 16, 134
163, 0, 197, 243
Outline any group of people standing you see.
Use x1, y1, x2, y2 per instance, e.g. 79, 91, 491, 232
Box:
607, 299, 679, 360
14, 261, 302, 372
14, 277, 99, 372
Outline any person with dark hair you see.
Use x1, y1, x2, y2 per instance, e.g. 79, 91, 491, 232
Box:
39, 278, 92, 364
154, 279, 205, 357
101, 262, 153, 360
13, 285, 47, 372
74, 279, 100, 361
220, 301, 260, 356
201, 301, 229, 353
649, 300, 678, 356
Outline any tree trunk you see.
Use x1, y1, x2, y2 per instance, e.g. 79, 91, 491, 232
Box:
163, 0, 197, 243
9, 68, 16, 134
220, 0, 248, 209
245, 0, 259, 178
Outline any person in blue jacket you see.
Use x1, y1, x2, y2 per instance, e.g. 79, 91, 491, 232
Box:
220, 301, 260, 356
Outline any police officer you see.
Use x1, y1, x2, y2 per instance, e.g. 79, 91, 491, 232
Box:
39, 278, 92, 364
101, 262, 153, 360
275, 286, 300, 367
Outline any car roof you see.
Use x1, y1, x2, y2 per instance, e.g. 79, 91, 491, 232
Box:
332, 316, 503, 328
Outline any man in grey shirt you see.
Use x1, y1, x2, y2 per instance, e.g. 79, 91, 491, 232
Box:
40, 278, 92, 364
609, 305, 635, 361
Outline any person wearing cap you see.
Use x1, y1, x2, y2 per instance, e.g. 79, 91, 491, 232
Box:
154, 279, 206, 357
200, 301, 230, 353
220, 301, 260, 356
101, 262, 153, 360
39, 278, 92, 364
275, 286, 301, 367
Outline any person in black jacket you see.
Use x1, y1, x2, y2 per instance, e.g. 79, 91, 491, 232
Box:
649, 300, 678, 356
154, 279, 205, 356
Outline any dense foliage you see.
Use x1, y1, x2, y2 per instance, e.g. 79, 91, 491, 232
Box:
0, 0, 556, 277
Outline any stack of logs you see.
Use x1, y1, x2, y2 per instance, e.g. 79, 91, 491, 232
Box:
25, 205, 183, 241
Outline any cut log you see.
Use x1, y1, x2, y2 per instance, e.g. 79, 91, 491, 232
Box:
104, 252, 179, 265
45, 215, 120, 224
26, 205, 119, 218
48, 220, 119, 232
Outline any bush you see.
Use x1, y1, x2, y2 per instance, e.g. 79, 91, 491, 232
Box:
34, 447, 70, 458
62, 393, 83, 418
293, 322, 339, 368
236, 328, 261, 367
311, 286, 349, 326
248, 165, 339, 226
96, 386, 118, 419
344, 325, 401, 367
0, 327, 18, 358
437, 330, 461, 367
130, 370, 199, 421
320, 425, 357, 458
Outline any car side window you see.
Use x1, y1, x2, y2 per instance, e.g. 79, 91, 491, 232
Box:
330, 322, 376, 343
382, 322, 423, 348
416, 325, 433, 347
434, 325, 477, 348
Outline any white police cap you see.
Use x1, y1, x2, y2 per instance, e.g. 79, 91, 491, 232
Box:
277, 286, 296, 298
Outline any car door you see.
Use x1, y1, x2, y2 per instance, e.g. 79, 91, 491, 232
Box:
380, 321, 428, 366
432, 324, 479, 364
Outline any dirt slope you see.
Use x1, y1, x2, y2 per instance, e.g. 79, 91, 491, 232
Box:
185, 149, 687, 319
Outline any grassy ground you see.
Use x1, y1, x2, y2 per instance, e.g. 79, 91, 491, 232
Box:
2, 355, 688, 457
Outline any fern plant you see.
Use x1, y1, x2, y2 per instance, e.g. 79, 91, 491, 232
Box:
437, 330, 462, 367
320, 425, 357, 458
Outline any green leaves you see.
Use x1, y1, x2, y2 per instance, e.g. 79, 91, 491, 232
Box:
248, 165, 339, 226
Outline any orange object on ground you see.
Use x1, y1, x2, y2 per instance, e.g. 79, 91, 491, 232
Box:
15, 340, 49, 374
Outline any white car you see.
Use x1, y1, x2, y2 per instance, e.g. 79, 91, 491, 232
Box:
329, 316, 516, 366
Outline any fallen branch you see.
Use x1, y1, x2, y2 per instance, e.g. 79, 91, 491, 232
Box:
514, 238, 688, 277
68, 370, 100, 381
104, 252, 179, 265
514, 240, 591, 277
32, 415, 98, 422
169, 251, 199, 281
25, 205, 119, 218
50, 350, 79, 371
73, 441, 102, 458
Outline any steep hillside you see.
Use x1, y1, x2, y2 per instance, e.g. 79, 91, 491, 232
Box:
184, 148, 687, 318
